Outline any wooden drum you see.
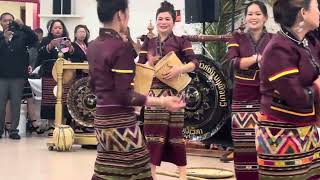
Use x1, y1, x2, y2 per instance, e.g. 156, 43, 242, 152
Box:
155, 51, 191, 92
134, 63, 155, 95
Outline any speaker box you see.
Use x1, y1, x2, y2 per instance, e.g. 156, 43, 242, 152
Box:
185, 0, 220, 23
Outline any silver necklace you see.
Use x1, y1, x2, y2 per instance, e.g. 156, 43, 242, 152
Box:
280, 28, 308, 47
280, 29, 320, 73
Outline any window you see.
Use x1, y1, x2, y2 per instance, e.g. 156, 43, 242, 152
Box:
53, 0, 71, 14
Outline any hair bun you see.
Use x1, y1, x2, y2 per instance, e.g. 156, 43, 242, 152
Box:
160, 1, 175, 11
156, 1, 176, 22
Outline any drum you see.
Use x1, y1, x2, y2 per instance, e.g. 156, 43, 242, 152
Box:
183, 54, 230, 141
67, 77, 96, 127
154, 51, 191, 92
134, 63, 155, 95
52, 60, 76, 84
52, 125, 74, 151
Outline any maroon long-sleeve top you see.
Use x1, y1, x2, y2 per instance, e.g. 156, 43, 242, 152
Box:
87, 28, 146, 114
227, 31, 273, 101
260, 27, 320, 124
138, 33, 199, 68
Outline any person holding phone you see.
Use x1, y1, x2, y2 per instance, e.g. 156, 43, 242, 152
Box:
37, 19, 73, 66
37, 19, 73, 135
0, 12, 38, 139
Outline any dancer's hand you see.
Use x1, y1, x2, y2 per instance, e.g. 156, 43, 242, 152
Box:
147, 53, 160, 66
256, 54, 262, 67
160, 96, 186, 112
162, 65, 182, 80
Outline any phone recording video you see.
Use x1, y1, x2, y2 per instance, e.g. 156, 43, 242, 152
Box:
53, 37, 68, 49
54, 37, 67, 45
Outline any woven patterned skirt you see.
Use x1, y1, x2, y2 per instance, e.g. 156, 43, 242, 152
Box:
256, 114, 320, 180
41, 77, 70, 119
144, 83, 186, 166
92, 111, 152, 180
232, 100, 260, 180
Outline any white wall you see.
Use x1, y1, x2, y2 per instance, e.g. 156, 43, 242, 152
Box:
128, 0, 197, 38
39, 0, 199, 41
73, 0, 100, 40
25, 3, 34, 28
0, 1, 24, 19
0, 1, 35, 30
38, 0, 279, 42
0, 1, 24, 31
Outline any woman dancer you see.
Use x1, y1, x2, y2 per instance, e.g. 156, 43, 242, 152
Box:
138, 1, 198, 179
257, 0, 320, 179
226, 1, 273, 179
88, 0, 185, 179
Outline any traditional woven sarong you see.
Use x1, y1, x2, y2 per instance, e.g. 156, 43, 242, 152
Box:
41, 76, 70, 119
40, 60, 71, 119
144, 82, 186, 166
256, 115, 320, 180
232, 100, 260, 180
92, 112, 152, 180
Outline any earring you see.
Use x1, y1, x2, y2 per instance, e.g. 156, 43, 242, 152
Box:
296, 21, 304, 33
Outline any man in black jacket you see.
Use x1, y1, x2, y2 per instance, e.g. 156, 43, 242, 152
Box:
0, 12, 37, 139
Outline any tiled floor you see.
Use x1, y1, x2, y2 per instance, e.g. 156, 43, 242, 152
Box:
0, 137, 235, 180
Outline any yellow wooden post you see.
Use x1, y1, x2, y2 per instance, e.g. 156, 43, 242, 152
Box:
55, 52, 64, 126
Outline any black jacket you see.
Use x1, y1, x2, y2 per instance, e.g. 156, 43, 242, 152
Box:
69, 42, 87, 63
0, 25, 38, 78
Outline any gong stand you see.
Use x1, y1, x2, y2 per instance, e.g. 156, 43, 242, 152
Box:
47, 52, 97, 149
186, 34, 232, 43
183, 34, 233, 157
181, 34, 234, 158
138, 23, 233, 43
